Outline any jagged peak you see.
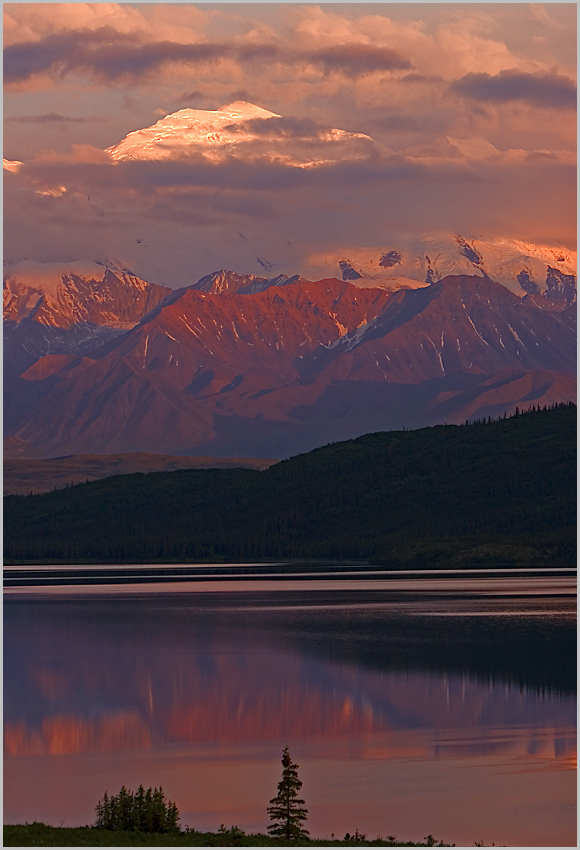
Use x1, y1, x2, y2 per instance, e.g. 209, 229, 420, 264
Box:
192, 267, 301, 295
3, 258, 142, 285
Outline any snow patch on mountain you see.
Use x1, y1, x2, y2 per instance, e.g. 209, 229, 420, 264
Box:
106, 101, 376, 168
107, 101, 280, 162
307, 234, 576, 305
401, 136, 575, 167
4, 259, 139, 296
3, 259, 170, 328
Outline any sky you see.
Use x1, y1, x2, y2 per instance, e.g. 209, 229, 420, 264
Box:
3, 2, 577, 288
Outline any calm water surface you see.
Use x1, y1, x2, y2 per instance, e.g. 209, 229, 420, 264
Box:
3, 570, 576, 847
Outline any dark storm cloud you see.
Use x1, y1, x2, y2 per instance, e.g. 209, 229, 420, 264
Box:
19, 151, 457, 205
7, 147, 575, 284
4, 28, 124, 82
372, 110, 448, 135
451, 69, 577, 110
309, 43, 411, 76
176, 90, 206, 103
4, 29, 412, 85
400, 73, 444, 86
4, 27, 231, 84
236, 43, 281, 62
224, 116, 326, 140
6, 113, 91, 123
123, 158, 319, 192
148, 186, 274, 221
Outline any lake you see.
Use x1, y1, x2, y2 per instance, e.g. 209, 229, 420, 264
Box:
3, 568, 577, 846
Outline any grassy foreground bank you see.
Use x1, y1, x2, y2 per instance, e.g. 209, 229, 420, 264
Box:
4, 824, 454, 847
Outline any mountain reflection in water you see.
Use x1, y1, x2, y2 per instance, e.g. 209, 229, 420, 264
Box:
3, 587, 576, 845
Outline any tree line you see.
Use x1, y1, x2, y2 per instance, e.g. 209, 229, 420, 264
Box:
95, 749, 309, 840
4, 404, 576, 567
95, 785, 179, 833
93, 749, 452, 845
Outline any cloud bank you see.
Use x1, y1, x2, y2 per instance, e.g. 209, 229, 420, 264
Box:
3, 3, 576, 286
451, 69, 577, 110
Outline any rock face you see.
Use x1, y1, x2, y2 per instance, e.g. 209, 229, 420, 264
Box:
192, 270, 303, 295
5, 274, 576, 459
3, 260, 171, 378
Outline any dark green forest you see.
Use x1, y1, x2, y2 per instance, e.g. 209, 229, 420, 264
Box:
4, 404, 576, 566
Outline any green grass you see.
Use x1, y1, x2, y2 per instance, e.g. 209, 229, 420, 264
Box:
3, 824, 454, 847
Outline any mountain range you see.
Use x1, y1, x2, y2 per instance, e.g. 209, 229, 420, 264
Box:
4, 260, 576, 459
3, 102, 576, 460
323, 235, 577, 301
5, 101, 577, 292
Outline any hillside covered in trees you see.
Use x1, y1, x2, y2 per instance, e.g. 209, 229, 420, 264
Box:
4, 405, 576, 567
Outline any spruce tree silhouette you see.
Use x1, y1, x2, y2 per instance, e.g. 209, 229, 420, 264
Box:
94, 785, 179, 832
267, 747, 309, 842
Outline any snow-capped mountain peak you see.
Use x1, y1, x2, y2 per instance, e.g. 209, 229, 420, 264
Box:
106, 101, 375, 166
3, 259, 170, 328
307, 234, 577, 309
107, 101, 281, 162
217, 100, 280, 120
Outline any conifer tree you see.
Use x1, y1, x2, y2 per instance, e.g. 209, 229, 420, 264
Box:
94, 785, 179, 833
267, 747, 309, 842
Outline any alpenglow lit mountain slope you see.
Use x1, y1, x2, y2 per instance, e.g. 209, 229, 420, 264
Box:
3, 260, 170, 379
192, 268, 428, 296
5, 274, 576, 459
192, 269, 306, 295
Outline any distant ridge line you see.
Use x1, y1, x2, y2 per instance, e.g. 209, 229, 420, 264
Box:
3, 451, 277, 496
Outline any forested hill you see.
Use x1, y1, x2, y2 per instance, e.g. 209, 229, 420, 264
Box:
4, 404, 576, 567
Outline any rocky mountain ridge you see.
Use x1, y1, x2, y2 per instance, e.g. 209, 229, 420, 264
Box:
3, 259, 171, 379
5, 273, 575, 459
192, 269, 304, 295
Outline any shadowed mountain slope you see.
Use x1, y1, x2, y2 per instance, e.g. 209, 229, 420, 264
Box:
4, 405, 575, 566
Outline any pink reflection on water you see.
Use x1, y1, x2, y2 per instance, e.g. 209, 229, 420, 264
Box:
4, 742, 577, 847
4, 582, 576, 846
